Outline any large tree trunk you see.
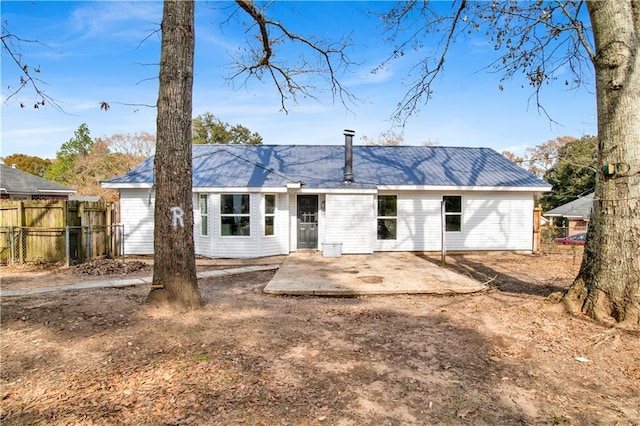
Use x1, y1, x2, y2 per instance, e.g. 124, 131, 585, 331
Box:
563, 1, 640, 325
147, 0, 202, 309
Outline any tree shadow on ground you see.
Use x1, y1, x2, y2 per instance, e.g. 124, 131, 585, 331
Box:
0, 273, 544, 425
415, 253, 568, 297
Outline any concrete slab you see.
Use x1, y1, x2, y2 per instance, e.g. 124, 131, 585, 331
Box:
263, 252, 487, 296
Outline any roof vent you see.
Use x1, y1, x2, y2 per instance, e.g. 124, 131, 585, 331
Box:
343, 129, 355, 183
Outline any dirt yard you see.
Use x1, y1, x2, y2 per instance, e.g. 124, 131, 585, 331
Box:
1, 250, 638, 425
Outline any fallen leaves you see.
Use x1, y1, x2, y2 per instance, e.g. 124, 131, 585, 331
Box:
70, 259, 151, 276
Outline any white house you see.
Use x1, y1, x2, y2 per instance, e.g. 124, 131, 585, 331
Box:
102, 131, 551, 258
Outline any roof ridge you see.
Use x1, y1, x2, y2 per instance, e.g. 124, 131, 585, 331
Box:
194, 144, 493, 149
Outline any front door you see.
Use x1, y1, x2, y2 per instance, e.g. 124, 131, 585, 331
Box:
297, 195, 318, 249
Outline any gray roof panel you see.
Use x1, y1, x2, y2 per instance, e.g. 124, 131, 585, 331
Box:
544, 193, 594, 220
0, 164, 76, 194
103, 144, 551, 190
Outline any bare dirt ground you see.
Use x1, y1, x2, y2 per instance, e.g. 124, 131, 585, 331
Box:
1, 249, 639, 425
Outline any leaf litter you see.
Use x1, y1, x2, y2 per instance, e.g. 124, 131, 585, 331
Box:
1, 251, 638, 425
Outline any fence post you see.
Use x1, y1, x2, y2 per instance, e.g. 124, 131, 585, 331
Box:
18, 227, 25, 264
65, 226, 70, 267
86, 226, 92, 263
533, 206, 542, 253
9, 226, 15, 265
120, 224, 125, 264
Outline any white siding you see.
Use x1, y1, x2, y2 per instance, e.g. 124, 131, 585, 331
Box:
374, 192, 442, 252
194, 193, 213, 257
210, 192, 290, 258
373, 191, 535, 252
447, 192, 534, 251
119, 189, 154, 254
324, 194, 375, 254
288, 193, 297, 251
257, 193, 289, 257
119, 188, 535, 257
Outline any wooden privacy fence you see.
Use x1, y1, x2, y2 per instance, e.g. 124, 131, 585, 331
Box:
0, 225, 124, 265
0, 200, 123, 265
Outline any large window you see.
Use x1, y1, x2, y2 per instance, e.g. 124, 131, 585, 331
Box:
377, 195, 397, 240
264, 194, 276, 236
443, 195, 462, 232
221, 194, 250, 236
199, 194, 208, 236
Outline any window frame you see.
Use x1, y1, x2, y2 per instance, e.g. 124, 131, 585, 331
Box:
199, 194, 209, 236
443, 195, 463, 232
264, 194, 276, 237
220, 194, 251, 237
377, 194, 398, 240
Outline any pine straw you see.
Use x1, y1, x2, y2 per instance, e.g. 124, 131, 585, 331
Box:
1, 253, 639, 425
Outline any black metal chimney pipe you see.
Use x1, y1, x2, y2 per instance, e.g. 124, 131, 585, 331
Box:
343, 129, 355, 183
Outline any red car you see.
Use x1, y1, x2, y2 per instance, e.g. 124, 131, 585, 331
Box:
554, 233, 587, 245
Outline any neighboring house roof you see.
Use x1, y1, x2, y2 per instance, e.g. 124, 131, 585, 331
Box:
544, 193, 594, 220
0, 164, 76, 195
102, 144, 551, 191
69, 195, 103, 202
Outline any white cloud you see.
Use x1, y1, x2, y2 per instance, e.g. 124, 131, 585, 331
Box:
345, 66, 394, 87
68, 2, 162, 42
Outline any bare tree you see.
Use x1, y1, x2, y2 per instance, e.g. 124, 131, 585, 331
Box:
104, 132, 156, 159
381, 1, 639, 325
361, 130, 406, 146
148, 0, 354, 309
147, 0, 201, 308
564, 2, 639, 325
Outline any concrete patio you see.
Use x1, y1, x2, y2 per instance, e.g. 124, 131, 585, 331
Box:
263, 251, 487, 296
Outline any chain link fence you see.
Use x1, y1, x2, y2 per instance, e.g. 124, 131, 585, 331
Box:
0, 225, 124, 266
541, 225, 569, 244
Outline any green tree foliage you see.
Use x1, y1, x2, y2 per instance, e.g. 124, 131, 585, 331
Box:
541, 135, 597, 211
0, 154, 52, 177
44, 124, 153, 201
45, 123, 94, 184
192, 112, 262, 145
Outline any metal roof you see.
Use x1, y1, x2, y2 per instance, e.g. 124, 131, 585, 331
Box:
0, 164, 76, 194
102, 144, 551, 190
544, 193, 594, 220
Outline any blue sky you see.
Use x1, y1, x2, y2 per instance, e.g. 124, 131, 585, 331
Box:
1, 1, 597, 160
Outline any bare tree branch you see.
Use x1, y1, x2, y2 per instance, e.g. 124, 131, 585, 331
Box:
232, 0, 356, 113
1, 25, 65, 112
386, 1, 468, 122
379, 0, 595, 124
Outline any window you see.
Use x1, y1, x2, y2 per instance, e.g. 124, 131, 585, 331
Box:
264, 194, 276, 236
220, 194, 250, 236
443, 195, 462, 232
199, 194, 209, 236
377, 195, 397, 240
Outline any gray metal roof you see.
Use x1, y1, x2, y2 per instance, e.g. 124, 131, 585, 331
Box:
544, 193, 594, 220
0, 164, 76, 194
103, 144, 551, 190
